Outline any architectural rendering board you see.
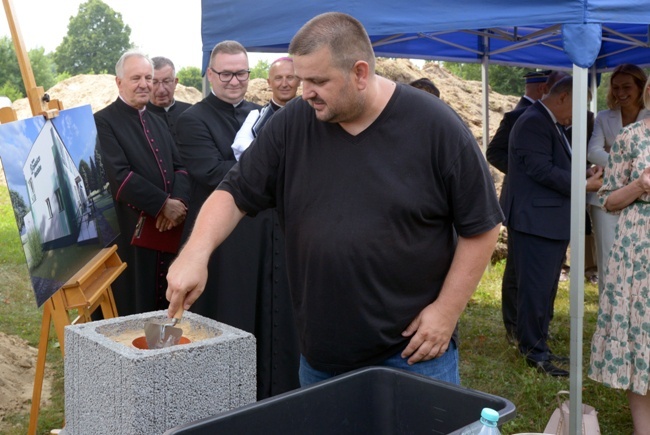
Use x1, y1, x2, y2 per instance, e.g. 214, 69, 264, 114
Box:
0, 105, 118, 306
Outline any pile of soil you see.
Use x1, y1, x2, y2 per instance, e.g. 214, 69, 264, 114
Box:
0, 59, 515, 424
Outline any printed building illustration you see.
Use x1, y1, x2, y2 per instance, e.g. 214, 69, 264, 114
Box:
22, 123, 96, 250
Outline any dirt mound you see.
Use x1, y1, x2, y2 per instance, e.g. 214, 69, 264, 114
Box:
12, 59, 518, 150
12, 74, 203, 119
0, 332, 51, 421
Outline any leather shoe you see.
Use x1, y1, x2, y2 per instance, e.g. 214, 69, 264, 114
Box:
526, 359, 569, 377
548, 353, 570, 364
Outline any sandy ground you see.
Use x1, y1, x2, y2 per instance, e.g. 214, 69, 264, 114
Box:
0, 59, 515, 426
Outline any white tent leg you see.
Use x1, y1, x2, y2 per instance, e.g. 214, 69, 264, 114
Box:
481, 39, 490, 154
569, 65, 588, 435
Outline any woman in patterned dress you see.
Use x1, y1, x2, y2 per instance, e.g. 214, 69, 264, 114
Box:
589, 75, 650, 434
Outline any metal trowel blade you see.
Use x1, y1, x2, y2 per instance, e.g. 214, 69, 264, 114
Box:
144, 319, 166, 349
160, 323, 183, 348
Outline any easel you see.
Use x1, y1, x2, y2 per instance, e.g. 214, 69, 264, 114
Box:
0, 1, 127, 434
28, 246, 126, 435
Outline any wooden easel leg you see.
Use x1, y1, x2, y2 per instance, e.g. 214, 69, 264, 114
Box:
28, 299, 54, 435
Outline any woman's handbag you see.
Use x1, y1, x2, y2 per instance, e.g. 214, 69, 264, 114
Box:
543, 390, 601, 435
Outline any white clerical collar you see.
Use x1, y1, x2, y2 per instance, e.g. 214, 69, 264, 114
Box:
163, 100, 176, 112
211, 90, 244, 107
270, 98, 285, 108
119, 95, 146, 113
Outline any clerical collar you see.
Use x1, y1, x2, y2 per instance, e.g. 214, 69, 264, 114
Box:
163, 100, 176, 112
118, 95, 146, 113
270, 98, 284, 111
211, 90, 244, 107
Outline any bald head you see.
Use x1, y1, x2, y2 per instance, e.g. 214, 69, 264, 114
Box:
268, 57, 300, 106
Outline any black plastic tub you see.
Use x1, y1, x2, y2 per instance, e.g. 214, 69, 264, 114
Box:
165, 366, 516, 434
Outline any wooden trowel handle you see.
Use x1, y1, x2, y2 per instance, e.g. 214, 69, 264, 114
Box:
172, 306, 184, 324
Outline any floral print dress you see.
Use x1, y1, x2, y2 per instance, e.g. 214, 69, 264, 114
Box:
589, 119, 650, 394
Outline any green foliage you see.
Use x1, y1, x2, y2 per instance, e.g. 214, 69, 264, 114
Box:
54, 72, 72, 84
0, 185, 24, 265
177, 66, 202, 91
8, 190, 27, 232
250, 59, 270, 80
26, 228, 43, 270
0, 37, 57, 98
444, 62, 536, 96
53, 0, 133, 75
0, 81, 23, 102
596, 72, 611, 112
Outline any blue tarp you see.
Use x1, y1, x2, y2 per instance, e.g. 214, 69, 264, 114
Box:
200, 0, 650, 72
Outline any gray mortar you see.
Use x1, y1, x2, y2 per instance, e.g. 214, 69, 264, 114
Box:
63, 310, 256, 435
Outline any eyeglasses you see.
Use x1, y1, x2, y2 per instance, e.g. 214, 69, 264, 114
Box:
152, 78, 175, 87
209, 67, 250, 82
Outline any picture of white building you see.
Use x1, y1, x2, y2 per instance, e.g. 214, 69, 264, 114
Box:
22, 123, 96, 250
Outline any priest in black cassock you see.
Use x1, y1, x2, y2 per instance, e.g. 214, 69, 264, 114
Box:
95, 50, 190, 316
175, 41, 300, 400
146, 56, 192, 142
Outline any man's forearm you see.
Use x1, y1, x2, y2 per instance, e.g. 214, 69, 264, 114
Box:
432, 224, 501, 319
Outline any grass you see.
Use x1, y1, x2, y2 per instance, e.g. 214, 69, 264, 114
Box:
0, 184, 65, 435
0, 180, 633, 434
460, 261, 633, 434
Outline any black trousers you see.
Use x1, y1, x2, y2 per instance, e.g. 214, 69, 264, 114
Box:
510, 228, 568, 362
501, 231, 517, 336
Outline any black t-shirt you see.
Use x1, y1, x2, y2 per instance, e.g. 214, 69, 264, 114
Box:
220, 83, 503, 372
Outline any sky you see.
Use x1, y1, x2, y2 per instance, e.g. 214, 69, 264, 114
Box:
0, 0, 277, 71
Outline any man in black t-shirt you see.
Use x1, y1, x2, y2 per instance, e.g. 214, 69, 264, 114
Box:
166, 12, 502, 386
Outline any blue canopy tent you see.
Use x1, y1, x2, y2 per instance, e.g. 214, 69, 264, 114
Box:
200, 0, 650, 72
200, 1, 650, 432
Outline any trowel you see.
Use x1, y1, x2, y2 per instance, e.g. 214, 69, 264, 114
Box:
144, 307, 184, 349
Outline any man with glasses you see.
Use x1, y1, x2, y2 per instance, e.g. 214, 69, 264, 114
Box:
147, 56, 192, 142
175, 40, 299, 400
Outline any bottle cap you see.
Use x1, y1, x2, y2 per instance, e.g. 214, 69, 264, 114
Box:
481, 407, 499, 423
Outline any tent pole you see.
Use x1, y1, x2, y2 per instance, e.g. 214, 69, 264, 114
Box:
480, 37, 489, 153
569, 65, 588, 435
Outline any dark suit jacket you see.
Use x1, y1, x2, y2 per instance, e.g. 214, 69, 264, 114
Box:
514, 95, 534, 111
486, 106, 528, 175
503, 101, 572, 240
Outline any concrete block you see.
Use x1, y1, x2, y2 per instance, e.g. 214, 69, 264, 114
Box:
63, 310, 256, 435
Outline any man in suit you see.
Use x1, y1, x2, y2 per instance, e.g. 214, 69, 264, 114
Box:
505, 76, 576, 376
146, 56, 192, 142
486, 70, 568, 345
514, 70, 552, 110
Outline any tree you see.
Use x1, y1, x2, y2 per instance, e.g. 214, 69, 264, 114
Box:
9, 189, 28, 232
250, 59, 270, 79
177, 66, 202, 91
0, 37, 56, 98
54, 0, 132, 75
444, 62, 535, 96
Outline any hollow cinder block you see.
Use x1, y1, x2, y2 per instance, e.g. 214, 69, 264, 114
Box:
63, 310, 256, 435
